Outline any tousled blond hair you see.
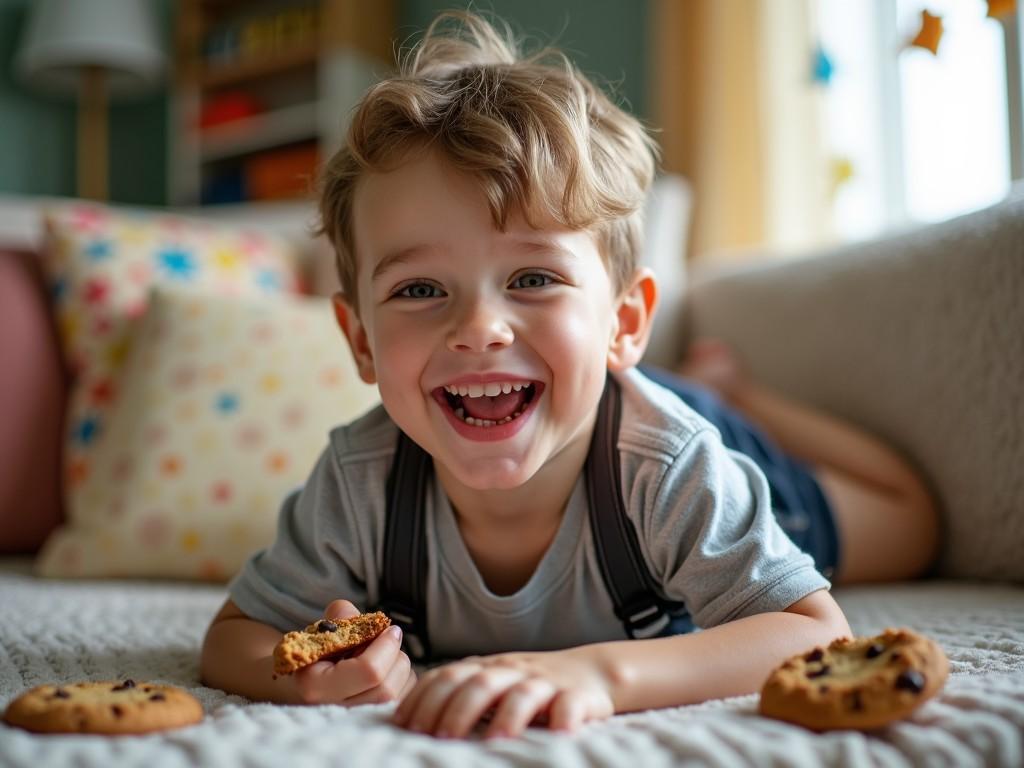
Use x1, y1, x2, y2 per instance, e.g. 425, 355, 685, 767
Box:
317, 11, 657, 309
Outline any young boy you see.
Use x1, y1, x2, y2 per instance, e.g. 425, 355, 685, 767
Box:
201, 11, 935, 739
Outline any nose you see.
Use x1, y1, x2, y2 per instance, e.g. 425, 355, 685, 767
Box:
446, 297, 514, 352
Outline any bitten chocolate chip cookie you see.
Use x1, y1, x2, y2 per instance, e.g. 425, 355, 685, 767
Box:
273, 611, 392, 676
759, 627, 948, 731
2, 679, 204, 735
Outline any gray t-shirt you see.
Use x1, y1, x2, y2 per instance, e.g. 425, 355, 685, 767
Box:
229, 368, 829, 658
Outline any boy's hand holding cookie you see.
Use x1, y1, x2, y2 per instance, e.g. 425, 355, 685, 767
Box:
287, 600, 416, 706
392, 646, 614, 739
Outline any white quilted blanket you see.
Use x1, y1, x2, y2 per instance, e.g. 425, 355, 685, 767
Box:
2, 561, 1023, 767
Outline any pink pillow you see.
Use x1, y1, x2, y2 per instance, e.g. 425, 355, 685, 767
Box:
0, 249, 67, 553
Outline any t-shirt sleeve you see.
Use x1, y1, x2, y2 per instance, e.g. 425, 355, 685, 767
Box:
635, 428, 831, 629
228, 445, 374, 632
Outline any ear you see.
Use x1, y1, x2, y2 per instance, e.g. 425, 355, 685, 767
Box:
607, 268, 658, 372
332, 293, 377, 384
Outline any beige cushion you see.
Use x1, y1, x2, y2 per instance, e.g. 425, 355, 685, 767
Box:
685, 193, 1024, 582
35, 288, 379, 580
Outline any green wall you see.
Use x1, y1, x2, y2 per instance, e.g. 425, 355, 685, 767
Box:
0, 0, 169, 204
0, 0, 647, 203
0, 0, 76, 198
399, 0, 650, 119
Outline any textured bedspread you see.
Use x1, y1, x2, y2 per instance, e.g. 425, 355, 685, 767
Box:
2, 561, 1022, 767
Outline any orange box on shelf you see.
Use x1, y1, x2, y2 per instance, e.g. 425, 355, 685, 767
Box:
244, 142, 320, 201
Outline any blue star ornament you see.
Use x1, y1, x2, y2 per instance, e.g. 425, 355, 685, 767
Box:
812, 44, 835, 85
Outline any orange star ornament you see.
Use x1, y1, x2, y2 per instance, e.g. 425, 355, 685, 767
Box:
910, 10, 943, 55
987, 0, 1017, 18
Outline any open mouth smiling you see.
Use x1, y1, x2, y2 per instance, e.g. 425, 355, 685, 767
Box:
432, 380, 543, 428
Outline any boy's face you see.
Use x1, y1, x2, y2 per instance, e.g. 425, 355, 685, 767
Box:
336, 148, 653, 492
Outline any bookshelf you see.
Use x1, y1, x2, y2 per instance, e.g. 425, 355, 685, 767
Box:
170, 0, 395, 206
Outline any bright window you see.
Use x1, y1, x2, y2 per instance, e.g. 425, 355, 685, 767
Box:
817, 0, 1016, 241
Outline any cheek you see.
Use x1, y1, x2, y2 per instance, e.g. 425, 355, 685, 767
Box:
536, 299, 615, 394
541, 297, 614, 356
365, 315, 424, 382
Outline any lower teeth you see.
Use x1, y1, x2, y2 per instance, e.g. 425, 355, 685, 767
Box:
454, 406, 525, 427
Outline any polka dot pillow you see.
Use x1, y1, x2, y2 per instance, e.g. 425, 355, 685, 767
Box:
42, 203, 306, 502
36, 287, 380, 580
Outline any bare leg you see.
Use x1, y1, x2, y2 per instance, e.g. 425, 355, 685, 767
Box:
678, 340, 939, 585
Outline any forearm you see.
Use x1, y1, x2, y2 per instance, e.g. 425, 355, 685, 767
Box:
200, 614, 301, 704
585, 609, 849, 713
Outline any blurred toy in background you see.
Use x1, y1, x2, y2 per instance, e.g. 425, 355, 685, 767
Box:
204, 4, 318, 70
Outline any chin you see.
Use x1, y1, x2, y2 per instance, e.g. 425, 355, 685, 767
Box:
448, 458, 537, 491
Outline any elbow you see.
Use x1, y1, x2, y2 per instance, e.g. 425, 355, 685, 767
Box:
787, 589, 851, 642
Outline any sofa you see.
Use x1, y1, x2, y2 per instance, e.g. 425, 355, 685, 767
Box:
0, 187, 1022, 767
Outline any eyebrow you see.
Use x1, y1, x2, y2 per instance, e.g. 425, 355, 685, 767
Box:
370, 238, 578, 281
510, 238, 578, 260
371, 245, 434, 281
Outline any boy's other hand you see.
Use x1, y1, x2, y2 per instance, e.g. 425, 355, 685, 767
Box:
392, 648, 614, 739
291, 599, 417, 706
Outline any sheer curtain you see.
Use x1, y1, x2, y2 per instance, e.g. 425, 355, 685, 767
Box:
650, 0, 831, 262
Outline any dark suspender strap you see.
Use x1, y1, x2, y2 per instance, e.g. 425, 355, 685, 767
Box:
586, 376, 688, 639
380, 430, 432, 661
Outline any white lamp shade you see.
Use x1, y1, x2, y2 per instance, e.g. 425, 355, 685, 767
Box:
16, 0, 166, 97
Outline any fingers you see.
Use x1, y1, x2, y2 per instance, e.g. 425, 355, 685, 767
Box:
483, 679, 557, 739
395, 665, 556, 740
393, 664, 480, 735
323, 599, 361, 621
292, 624, 406, 705
433, 668, 528, 739
548, 690, 588, 732
343, 642, 415, 706
334, 625, 405, 691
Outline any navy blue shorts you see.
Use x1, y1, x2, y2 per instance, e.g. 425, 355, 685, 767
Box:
639, 366, 841, 579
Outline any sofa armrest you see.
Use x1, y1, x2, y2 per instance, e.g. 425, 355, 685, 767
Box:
684, 193, 1024, 582
0, 249, 67, 553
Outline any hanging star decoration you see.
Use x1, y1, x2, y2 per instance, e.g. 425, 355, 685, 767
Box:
987, 0, 1017, 17
829, 156, 855, 198
909, 10, 943, 55
811, 43, 835, 86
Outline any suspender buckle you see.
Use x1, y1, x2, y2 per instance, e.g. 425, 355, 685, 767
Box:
382, 603, 429, 662
621, 600, 671, 639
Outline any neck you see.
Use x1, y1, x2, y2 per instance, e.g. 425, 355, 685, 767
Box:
434, 434, 591, 595
435, 432, 589, 532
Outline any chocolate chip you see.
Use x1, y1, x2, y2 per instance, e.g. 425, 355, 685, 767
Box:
866, 643, 886, 659
819, 685, 830, 693
111, 705, 123, 718
895, 670, 926, 693
316, 620, 338, 633
52, 689, 70, 699
149, 693, 166, 702
112, 679, 136, 691
804, 649, 824, 663
806, 665, 831, 679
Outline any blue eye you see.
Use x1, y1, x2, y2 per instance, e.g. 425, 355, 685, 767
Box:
511, 272, 554, 289
395, 282, 444, 299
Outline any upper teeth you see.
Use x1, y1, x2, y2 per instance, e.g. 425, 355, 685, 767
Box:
444, 381, 532, 398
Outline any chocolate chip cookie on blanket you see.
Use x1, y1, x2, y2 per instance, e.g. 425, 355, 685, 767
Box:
2, 679, 203, 735
759, 627, 949, 731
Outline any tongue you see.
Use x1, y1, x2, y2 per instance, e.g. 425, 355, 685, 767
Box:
461, 390, 527, 421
